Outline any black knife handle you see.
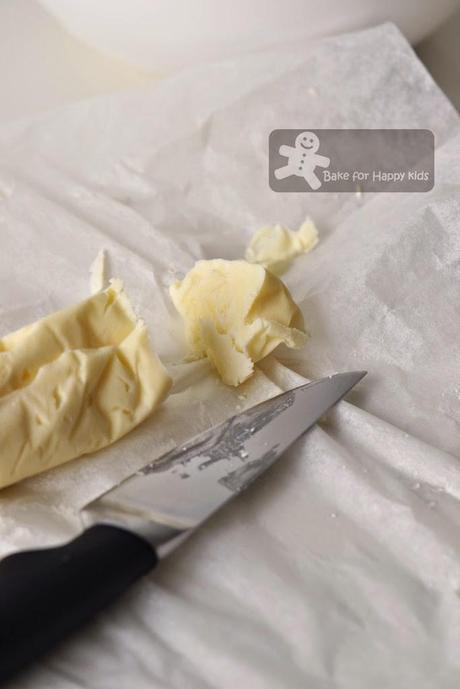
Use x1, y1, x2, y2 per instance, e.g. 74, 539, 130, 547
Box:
0, 524, 158, 684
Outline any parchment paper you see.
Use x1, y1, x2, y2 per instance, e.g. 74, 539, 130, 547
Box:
0, 23, 459, 689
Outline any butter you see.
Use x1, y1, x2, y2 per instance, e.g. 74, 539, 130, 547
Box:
89, 249, 107, 294
0, 281, 171, 488
170, 259, 307, 386
245, 217, 318, 274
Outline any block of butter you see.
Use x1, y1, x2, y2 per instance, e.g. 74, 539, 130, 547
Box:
0, 281, 171, 489
170, 259, 307, 386
245, 217, 318, 274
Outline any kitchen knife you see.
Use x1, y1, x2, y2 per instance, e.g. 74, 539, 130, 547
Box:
0, 370, 365, 682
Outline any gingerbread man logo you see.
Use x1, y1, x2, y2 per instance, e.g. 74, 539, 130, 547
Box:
274, 131, 330, 190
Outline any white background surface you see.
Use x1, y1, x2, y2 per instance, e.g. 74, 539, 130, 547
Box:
0, 21, 459, 689
37, 0, 460, 71
1, 0, 460, 122
0, 0, 151, 123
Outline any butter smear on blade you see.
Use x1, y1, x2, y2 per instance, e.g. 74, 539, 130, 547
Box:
0, 281, 171, 489
245, 217, 318, 274
170, 259, 307, 386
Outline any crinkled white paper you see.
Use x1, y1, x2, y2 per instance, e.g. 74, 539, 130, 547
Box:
0, 23, 459, 689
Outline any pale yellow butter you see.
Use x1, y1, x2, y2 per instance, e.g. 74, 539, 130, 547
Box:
89, 249, 107, 294
170, 260, 307, 386
245, 217, 318, 274
0, 281, 171, 488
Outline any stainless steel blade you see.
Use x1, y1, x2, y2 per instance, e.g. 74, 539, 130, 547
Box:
82, 371, 366, 535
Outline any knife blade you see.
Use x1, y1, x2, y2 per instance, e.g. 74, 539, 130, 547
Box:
83, 370, 366, 548
0, 370, 365, 682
